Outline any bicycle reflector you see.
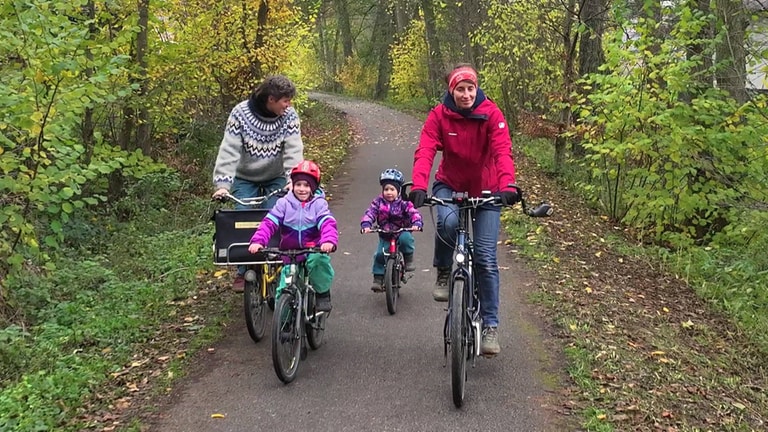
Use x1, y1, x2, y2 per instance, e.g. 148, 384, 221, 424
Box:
455, 252, 466, 264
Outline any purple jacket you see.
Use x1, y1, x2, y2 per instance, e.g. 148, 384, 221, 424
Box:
361, 195, 423, 232
250, 189, 338, 250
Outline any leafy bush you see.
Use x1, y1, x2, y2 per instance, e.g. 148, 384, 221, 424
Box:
388, 20, 429, 103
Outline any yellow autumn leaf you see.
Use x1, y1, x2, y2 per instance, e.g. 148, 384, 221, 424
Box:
552, 257, 560, 263
585, 287, 592, 294
569, 324, 577, 331
213, 269, 228, 278
595, 251, 602, 257
650, 351, 666, 356
211, 413, 225, 419
596, 413, 607, 420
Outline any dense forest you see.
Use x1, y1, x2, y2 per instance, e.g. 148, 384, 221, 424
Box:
1, 0, 767, 430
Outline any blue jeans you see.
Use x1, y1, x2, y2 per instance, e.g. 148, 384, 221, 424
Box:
371, 233, 415, 275
432, 182, 501, 327
231, 177, 286, 275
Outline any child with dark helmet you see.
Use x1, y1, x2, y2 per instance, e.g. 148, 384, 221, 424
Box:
249, 160, 338, 311
361, 168, 423, 292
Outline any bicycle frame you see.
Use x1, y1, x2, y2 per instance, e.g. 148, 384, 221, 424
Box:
436, 193, 486, 361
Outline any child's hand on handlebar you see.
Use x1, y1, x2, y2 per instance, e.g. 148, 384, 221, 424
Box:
319, 242, 335, 253
248, 243, 264, 254
361, 227, 372, 233
410, 225, 422, 231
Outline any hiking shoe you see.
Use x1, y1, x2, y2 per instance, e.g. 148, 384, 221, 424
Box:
403, 254, 415, 272
481, 327, 500, 355
371, 275, 385, 292
316, 293, 332, 312
232, 274, 245, 293
432, 267, 451, 302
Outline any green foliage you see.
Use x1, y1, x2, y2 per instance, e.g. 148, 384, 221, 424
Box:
475, 0, 564, 114
0, 0, 164, 281
337, 56, 378, 99
388, 19, 429, 103
577, 5, 768, 246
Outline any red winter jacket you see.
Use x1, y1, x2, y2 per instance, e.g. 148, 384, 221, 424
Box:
412, 97, 516, 197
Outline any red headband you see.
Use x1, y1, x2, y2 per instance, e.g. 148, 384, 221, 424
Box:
447, 67, 478, 93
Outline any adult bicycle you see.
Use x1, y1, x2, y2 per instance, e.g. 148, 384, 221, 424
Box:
260, 247, 331, 384
212, 190, 284, 343
362, 227, 421, 315
423, 185, 552, 407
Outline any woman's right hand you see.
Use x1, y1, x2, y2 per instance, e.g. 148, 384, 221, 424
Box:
212, 188, 229, 199
248, 243, 264, 254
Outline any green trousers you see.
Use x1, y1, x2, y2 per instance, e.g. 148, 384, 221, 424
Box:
276, 253, 334, 296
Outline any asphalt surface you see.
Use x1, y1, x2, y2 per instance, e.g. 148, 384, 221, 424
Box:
152, 93, 559, 432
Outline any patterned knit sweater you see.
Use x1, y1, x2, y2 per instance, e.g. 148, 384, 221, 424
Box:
212, 101, 303, 189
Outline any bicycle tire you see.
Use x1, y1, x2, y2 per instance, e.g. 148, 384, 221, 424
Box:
384, 257, 399, 315
266, 265, 280, 311
306, 293, 327, 349
243, 279, 266, 343
450, 278, 468, 407
272, 291, 302, 383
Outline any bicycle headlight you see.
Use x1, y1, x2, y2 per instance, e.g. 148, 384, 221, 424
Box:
455, 253, 466, 264
244, 269, 258, 282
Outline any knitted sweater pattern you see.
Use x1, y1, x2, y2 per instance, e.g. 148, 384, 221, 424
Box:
212, 101, 303, 189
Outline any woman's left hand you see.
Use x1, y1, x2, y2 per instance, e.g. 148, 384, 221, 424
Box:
319, 242, 335, 253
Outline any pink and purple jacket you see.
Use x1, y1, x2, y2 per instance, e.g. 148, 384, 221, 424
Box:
250, 189, 338, 250
360, 196, 423, 233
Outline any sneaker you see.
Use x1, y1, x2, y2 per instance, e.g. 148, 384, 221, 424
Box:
432, 267, 451, 302
316, 293, 332, 312
403, 254, 415, 272
371, 275, 385, 292
232, 274, 245, 293
481, 327, 500, 355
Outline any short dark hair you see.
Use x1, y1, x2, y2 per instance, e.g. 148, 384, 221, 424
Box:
251, 75, 296, 103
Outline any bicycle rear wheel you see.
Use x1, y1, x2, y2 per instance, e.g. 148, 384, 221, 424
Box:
306, 293, 327, 349
384, 257, 399, 315
243, 279, 266, 343
450, 278, 468, 407
272, 291, 302, 383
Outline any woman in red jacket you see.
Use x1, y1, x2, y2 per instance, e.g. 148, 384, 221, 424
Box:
408, 64, 518, 356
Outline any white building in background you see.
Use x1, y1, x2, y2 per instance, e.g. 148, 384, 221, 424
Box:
746, 0, 768, 90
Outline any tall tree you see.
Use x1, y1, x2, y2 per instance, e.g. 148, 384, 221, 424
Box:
421, 0, 444, 100
335, 0, 353, 59
714, 0, 748, 103
372, 1, 394, 98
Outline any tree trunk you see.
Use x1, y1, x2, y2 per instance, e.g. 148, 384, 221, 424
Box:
335, 0, 353, 59
421, 0, 444, 100
136, 0, 151, 155
556, 0, 579, 172
574, 0, 607, 157
372, 2, 394, 99
253, 0, 270, 77
714, 0, 748, 104
81, 0, 96, 166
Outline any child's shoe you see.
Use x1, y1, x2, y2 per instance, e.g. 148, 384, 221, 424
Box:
403, 254, 415, 272
316, 292, 332, 312
371, 274, 384, 292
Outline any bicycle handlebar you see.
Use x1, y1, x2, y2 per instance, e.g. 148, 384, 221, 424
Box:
258, 247, 330, 258
415, 185, 553, 218
360, 227, 423, 234
213, 188, 286, 207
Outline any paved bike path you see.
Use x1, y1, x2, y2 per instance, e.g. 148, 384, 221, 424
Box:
152, 93, 559, 431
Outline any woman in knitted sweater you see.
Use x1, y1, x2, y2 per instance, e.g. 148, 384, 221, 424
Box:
211, 75, 304, 291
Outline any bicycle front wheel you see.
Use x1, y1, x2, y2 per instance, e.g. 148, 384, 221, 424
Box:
272, 291, 302, 383
244, 279, 267, 343
384, 257, 399, 315
450, 278, 468, 407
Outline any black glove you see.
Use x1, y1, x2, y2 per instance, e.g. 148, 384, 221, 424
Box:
407, 189, 427, 208
498, 190, 519, 206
